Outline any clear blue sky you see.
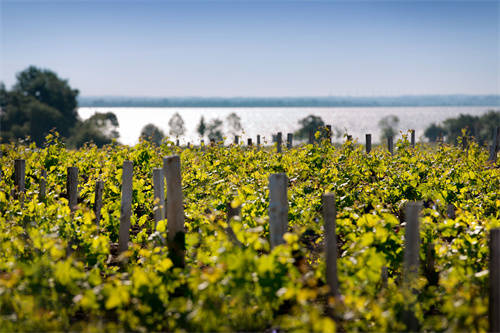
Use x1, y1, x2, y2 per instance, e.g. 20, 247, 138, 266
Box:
1, 0, 499, 97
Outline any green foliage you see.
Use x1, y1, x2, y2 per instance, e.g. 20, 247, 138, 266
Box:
168, 112, 186, 137
1, 66, 119, 148
0, 133, 498, 331
294, 114, 325, 140
378, 115, 399, 140
140, 123, 165, 146
441, 111, 500, 145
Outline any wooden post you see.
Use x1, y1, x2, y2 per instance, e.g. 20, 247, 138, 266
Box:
366, 134, 372, 153
326, 125, 332, 143
276, 132, 283, 153
447, 203, 456, 219
163, 155, 185, 267
388, 136, 394, 155
225, 202, 243, 247
268, 173, 288, 249
67, 167, 78, 212
309, 128, 314, 145
403, 201, 421, 331
210, 138, 215, 146
234, 135, 239, 145
118, 161, 133, 254
489, 127, 498, 162
247, 138, 252, 146
14, 159, 25, 206
404, 202, 421, 278
153, 168, 165, 228
381, 266, 388, 288
200, 140, 205, 152
187, 142, 191, 149
287, 133, 293, 149
490, 228, 500, 332
410, 129, 416, 148
39, 169, 47, 201
322, 193, 339, 296
94, 180, 104, 225
257, 135, 261, 147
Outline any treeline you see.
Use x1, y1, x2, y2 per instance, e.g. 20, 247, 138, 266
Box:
424, 111, 500, 144
79, 95, 500, 108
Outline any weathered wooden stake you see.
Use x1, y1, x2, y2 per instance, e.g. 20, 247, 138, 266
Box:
403, 201, 421, 331
322, 193, 339, 296
447, 203, 456, 219
94, 180, 104, 225
225, 203, 243, 247
388, 136, 394, 155
269, 173, 288, 249
176, 139, 180, 147
118, 161, 133, 254
287, 133, 293, 149
489, 228, 500, 332
381, 266, 388, 288
366, 134, 372, 153
276, 132, 283, 153
489, 127, 498, 162
14, 159, 25, 206
153, 168, 165, 228
163, 155, 185, 267
40, 169, 47, 201
404, 201, 421, 278
67, 167, 78, 212
410, 129, 416, 148
257, 135, 261, 147
200, 140, 205, 152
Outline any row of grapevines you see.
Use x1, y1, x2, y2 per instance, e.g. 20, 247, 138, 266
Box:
0, 132, 498, 331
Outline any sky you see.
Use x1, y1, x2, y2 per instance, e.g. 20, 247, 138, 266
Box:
1, 0, 499, 97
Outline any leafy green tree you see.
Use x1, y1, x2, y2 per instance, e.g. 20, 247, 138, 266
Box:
294, 115, 325, 140
67, 112, 120, 148
197, 116, 207, 138
1, 66, 120, 147
168, 113, 186, 138
207, 118, 223, 142
424, 123, 446, 142
140, 123, 165, 146
378, 115, 399, 140
226, 113, 243, 136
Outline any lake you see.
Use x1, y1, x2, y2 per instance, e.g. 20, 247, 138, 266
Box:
78, 106, 497, 146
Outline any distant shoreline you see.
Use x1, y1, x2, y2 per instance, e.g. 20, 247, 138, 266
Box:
78, 95, 500, 108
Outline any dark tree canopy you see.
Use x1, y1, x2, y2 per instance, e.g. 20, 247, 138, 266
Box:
140, 123, 165, 146
1, 66, 119, 147
294, 115, 325, 140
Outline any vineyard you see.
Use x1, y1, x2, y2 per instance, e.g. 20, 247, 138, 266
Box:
0, 131, 499, 332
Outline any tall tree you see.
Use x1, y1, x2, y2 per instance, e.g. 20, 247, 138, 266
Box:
378, 115, 399, 140
168, 113, 186, 137
226, 112, 243, 136
140, 124, 165, 146
197, 116, 207, 138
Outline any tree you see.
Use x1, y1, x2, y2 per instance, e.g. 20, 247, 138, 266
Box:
67, 112, 120, 148
378, 115, 399, 140
207, 118, 223, 142
1, 66, 120, 147
140, 124, 165, 146
294, 115, 325, 140
424, 123, 446, 142
197, 116, 207, 138
168, 113, 185, 137
226, 112, 243, 136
